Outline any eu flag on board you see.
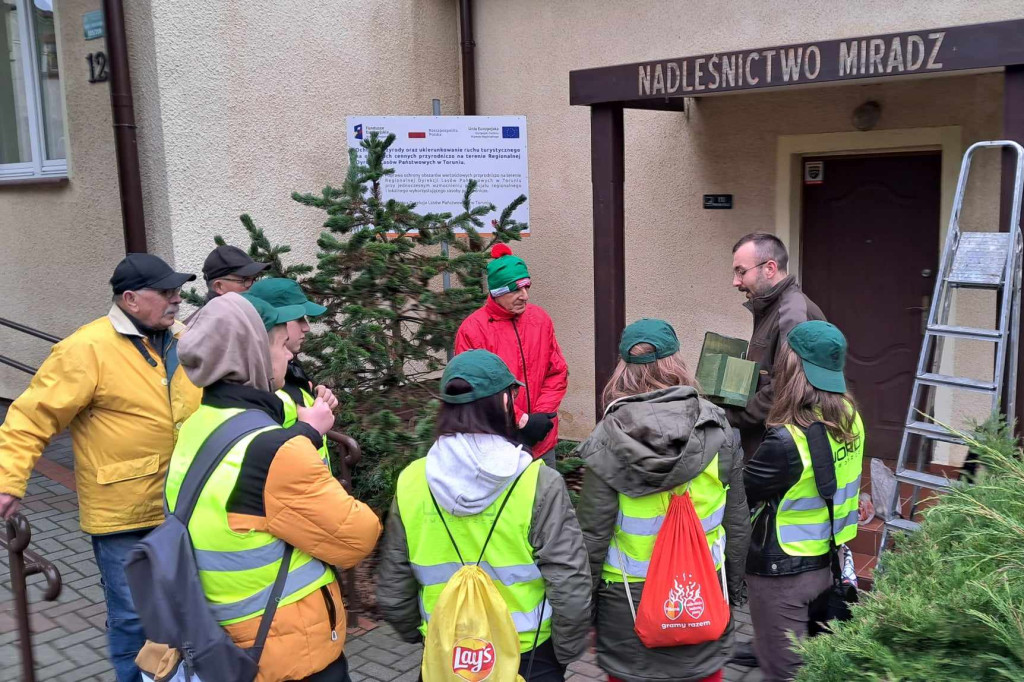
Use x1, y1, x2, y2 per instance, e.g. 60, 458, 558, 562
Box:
501, 126, 520, 139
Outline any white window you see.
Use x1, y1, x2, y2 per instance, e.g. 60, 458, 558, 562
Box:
1, 0, 67, 180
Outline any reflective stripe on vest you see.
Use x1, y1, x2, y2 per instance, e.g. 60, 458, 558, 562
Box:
418, 594, 554, 632
410, 560, 542, 586
396, 457, 550, 653
166, 405, 335, 625
602, 454, 728, 583
605, 536, 724, 578
776, 412, 865, 557
277, 387, 331, 470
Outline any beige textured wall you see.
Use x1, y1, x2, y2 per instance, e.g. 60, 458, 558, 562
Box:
0, 0, 125, 399
473, 0, 1022, 440
124, 0, 463, 295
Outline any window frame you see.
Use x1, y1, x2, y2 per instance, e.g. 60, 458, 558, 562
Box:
1, 0, 68, 180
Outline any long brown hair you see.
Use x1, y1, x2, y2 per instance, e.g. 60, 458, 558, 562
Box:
602, 343, 700, 409
767, 345, 859, 443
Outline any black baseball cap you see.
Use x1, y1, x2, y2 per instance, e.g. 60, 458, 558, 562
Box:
203, 245, 271, 281
110, 253, 196, 295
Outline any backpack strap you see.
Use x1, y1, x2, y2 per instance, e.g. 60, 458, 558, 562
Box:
427, 460, 538, 567
170, 409, 304, 666
169, 410, 277, 525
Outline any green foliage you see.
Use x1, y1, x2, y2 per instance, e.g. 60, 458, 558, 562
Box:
226, 132, 527, 511
181, 215, 312, 306
796, 417, 1024, 681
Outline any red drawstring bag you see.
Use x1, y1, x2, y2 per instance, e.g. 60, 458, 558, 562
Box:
617, 491, 730, 648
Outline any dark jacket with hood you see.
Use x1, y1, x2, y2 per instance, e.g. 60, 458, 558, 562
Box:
576, 386, 750, 682
725, 276, 825, 460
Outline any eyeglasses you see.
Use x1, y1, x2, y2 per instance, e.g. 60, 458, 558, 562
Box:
142, 287, 182, 300
733, 260, 773, 278
219, 276, 257, 287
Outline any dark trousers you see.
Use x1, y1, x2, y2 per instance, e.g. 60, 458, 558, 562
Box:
93, 529, 152, 682
746, 568, 831, 682
519, 639, 567, 682
303, 653, 351, 681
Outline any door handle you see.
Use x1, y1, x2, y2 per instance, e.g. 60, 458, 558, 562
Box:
906, 295, 931, 334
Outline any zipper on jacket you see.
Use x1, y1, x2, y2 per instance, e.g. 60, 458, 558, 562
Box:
320, 585, 338, 641
511, 319, 532, 412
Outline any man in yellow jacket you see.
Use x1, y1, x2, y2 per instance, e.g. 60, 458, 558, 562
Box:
0, 253, 202, 682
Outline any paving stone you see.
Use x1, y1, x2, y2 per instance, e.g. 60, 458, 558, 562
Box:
354, 660, 402, 681
64, 641, 106, 666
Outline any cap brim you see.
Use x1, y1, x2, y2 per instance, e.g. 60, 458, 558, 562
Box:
303, 300, 328, 317
234, 261, 271, 277
148, 271, 196, 289
274, 304, 308, 324
802, 359, 847, 393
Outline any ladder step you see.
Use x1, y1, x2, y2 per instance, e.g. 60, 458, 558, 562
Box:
904, 420, 964, 444
927, 324, 1002, 341
917, 373, 997, 392
948, 232, 1011, 285
884, 518, 921, 533
945, 276, 1001, 289
895, 468, 953, 491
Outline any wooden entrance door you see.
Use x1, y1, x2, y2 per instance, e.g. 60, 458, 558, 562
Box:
801, 152, 941, 463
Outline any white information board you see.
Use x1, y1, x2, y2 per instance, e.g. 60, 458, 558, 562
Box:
346, 116, 529, 233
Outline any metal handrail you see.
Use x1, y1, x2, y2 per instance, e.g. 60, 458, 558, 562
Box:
0, 318, 62, 375
2, 514, 63, 682
0, 318, 61, 344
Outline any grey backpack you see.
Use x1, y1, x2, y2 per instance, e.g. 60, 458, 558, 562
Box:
125, 410, 292, 682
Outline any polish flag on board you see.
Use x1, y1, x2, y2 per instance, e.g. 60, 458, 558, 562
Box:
408, 131, 427, 139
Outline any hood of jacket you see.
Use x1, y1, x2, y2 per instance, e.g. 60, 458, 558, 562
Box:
579, 386, 730, 497
425, 433, 534, 516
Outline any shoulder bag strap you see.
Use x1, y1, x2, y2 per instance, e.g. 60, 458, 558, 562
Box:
247, 545, 295, 665
803, 422, 843, 584
171, 410, 277, 526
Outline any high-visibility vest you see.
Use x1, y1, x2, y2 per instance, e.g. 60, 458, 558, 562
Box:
278, 386, 331, 471
165, 404, 334, 625
395, 458, 551, 652
602, 454, 728, 583
776, 412, 865, 557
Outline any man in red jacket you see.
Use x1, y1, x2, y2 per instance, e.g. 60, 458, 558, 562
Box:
455, 244, 569, 464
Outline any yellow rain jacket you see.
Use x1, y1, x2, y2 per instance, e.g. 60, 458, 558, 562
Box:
0, 305, 201, 534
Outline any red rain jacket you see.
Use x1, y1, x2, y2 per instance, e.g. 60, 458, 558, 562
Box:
454, 297, 569, 457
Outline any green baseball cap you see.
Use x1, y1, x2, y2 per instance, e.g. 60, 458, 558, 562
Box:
440, 350, 523, 404
240, 293, 290, 331
247, 278, 327, 318
619, 318, 680, 364
487, 244, 531, 297
787, 320, 848, 393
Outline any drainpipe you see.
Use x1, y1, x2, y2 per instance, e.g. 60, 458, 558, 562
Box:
103, 0, 147, 254
458, 0, 476, 115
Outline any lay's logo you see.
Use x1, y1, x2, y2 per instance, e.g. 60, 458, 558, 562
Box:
451, 637, 496, 681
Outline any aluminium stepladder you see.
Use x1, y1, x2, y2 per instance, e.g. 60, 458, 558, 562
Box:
878, 140, 1024, 556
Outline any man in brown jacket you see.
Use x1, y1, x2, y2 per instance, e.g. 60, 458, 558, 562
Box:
726, 233, 826, 461
725, 232, 824, 668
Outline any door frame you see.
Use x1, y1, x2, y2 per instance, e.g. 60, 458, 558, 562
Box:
774, 126, 962, 463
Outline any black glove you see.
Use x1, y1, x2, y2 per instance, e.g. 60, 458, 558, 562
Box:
519, 412, 557, 447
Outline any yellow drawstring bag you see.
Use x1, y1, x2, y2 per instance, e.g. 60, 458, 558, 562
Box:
422, 565, 524, 682
422, 466, 542, 681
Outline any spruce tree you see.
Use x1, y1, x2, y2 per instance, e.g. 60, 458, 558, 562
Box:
195, 131, 527, 510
